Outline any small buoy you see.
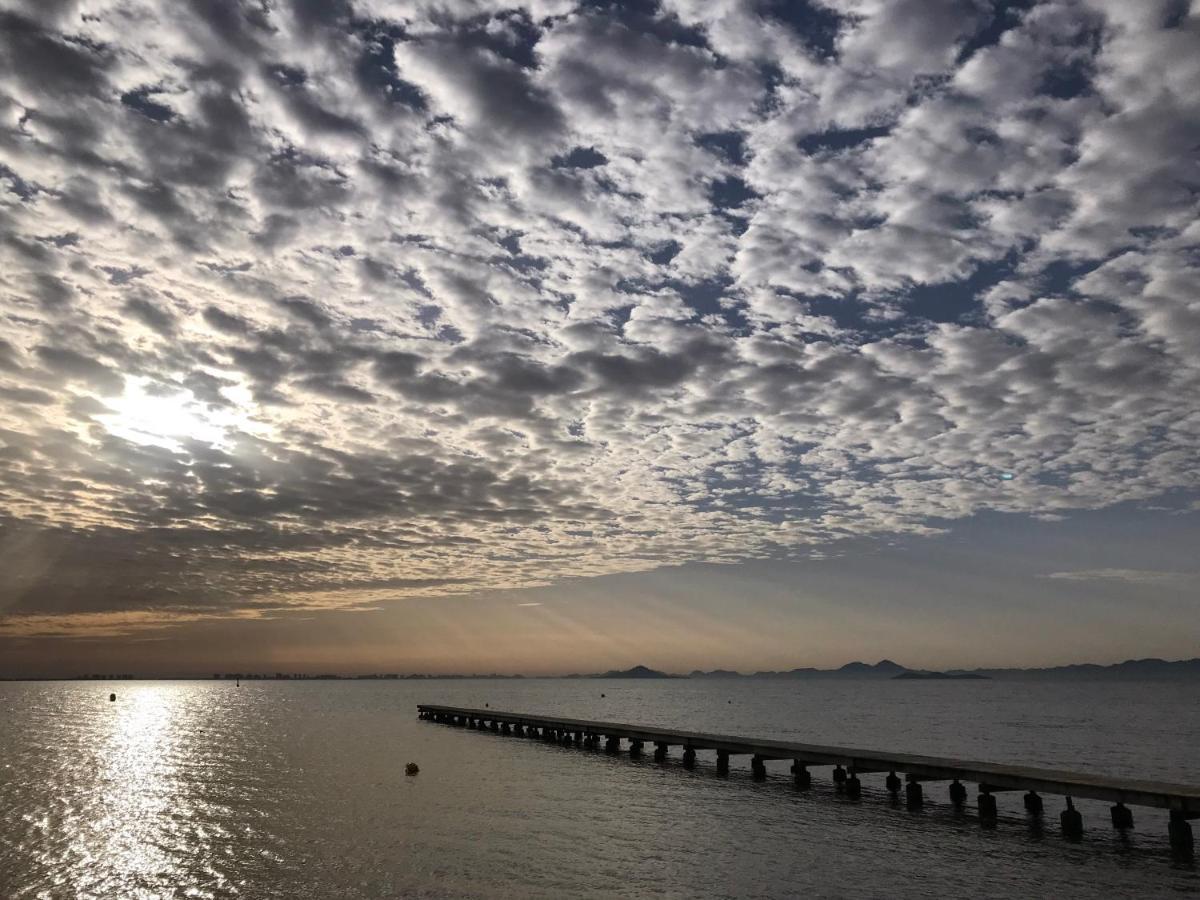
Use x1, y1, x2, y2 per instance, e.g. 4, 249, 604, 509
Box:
405, 762, 420, 776
109, 693, 116, 702
600, 693, 606, 698
485, 703, 489, 708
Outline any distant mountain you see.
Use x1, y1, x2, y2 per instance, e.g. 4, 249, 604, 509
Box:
593, 665, 675, 679
739, 657, 907, 681
893, 671, 990, 680
965, 657, 1200, 680
685, 657, 1200, 681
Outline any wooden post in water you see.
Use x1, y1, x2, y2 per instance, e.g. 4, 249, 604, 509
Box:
905, 775, 923, 810
949, 780, 967, 806
1110, 802, 1133, 829
791, 761, 811, 789
978, 786, 998, 820
716, 750, 730, 776
1061, 796, 1084, 837
751, 755, 767, 780
1169, 811, 1194, 853
845, 768, 862, 798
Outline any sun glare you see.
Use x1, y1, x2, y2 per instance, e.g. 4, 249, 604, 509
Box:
99, 378, 256, 450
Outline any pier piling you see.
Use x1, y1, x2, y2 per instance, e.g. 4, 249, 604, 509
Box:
716, 750, 730, 776
978, 788, 998, 820
949, 780, 967, 806
1169, 812, 1194, 852
1111, 802, 1133, 830
751, 755, 767, 780
1061, 797, 1084, 837
845, 770, 862, 798
792, 761, 811, 789
905, 777, 923, 810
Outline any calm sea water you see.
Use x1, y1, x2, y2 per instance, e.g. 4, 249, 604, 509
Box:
1, 678, 1198, 898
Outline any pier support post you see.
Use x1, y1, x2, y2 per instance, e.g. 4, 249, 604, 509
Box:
845, 770, 862, 799
751, 755, 767, 780
886, 772, 901, 795
561, 731, 573, 746
905, 777, 923, 810
1110, 802, 1133, 830
949, 780, 967, 806
629, 740, 644, 757
1024, 791, 1043, 814
512, 723, 523, 736
978, 788, 998, 820
791, 761, 811, 789
500, 722, 511, 735
1060, 797, 1083, 838
490, 720, 499, 732
683, 747, 697, 769
832, 765, 847, 789
605, 736, 620, 754
654, 742, 668, 762
1169, 812, 1194, 853
716, 750, 729, 775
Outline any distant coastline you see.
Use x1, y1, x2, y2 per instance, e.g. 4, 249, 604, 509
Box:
5, 657, 1200, 682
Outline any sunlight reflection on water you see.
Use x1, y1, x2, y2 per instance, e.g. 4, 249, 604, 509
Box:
90, 687, 195, 897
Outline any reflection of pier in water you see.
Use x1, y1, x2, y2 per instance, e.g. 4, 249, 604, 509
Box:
418, 704, 1199, 854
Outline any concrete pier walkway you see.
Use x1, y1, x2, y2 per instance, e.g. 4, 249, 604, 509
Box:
418, 703, 1200, 852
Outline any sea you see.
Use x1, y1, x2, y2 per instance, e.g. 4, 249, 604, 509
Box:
1, 677, 1198, 899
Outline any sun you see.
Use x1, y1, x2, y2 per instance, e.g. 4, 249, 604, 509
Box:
98, 376, 255, 450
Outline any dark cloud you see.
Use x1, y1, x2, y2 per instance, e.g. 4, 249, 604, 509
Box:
34, 346, 124, 394
0, 11, 113, 98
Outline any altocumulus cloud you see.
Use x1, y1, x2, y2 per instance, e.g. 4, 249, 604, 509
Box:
0, 0, 1198, 636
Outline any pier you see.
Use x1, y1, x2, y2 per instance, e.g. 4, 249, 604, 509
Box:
418, 704, 1200, 852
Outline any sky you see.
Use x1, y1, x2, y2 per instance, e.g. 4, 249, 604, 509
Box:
0, 0, 1197, 676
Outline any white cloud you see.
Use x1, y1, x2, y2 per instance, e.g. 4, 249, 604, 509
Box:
1046, 569, 1194, 585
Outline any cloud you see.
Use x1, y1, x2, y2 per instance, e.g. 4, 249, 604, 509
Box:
1045, 569, 1194, 586
0, 0, 1197, 636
